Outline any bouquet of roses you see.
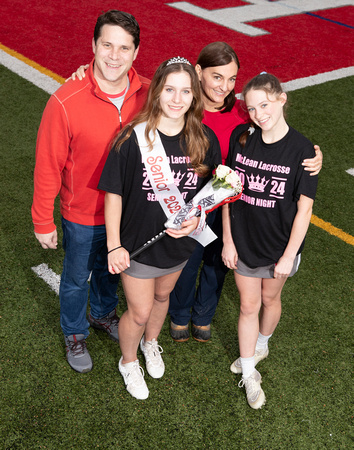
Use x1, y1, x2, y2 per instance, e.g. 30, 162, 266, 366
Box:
164, 164, 243, 233
130, 165, 242, 259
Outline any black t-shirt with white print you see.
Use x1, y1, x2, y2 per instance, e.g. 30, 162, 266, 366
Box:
226, 123, 318, 268
98, 126, 221, 268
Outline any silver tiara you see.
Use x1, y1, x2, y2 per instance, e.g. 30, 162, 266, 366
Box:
166, 56, 191, 66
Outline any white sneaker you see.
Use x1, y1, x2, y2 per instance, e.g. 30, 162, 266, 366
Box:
140, 337, 165, 379
118, 357, 149, 400
238, 369, 266, 409
230, 348, 269, 374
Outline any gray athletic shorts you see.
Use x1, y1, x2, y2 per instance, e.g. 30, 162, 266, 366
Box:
235, 254, 301, 278
123, 259, 188, 279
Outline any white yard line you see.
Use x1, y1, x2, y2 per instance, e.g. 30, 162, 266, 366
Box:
0, 48, 62, 94
1, 46, 353, 95
31, 263, 61, 295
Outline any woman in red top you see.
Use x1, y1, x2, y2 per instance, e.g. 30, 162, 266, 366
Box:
169, 43, 322, 343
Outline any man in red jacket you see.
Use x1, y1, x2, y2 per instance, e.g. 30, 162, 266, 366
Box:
32, 10, 150, 373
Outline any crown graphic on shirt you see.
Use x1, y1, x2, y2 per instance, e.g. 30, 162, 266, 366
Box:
172, 170, 185, 186
246, 173, 270, 192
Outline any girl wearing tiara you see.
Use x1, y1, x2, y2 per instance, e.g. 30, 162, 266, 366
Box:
222, 73, 318, 409
98, 57, 221, 400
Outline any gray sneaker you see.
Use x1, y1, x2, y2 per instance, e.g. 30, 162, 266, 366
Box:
230, 348, 269, 374
65, 334, 93, 373
238, 369, 266, 409
88, 308, 119, 342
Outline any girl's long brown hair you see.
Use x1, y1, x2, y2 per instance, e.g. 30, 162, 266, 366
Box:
113, 60, 210, 177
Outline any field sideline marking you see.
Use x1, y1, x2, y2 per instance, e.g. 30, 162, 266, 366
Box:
0, 43, 64, 94
311, 215, 354, 246
1, 43, 354, 95
306, 12, 354, 29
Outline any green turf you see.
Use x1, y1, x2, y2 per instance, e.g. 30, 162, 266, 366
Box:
0, 65, 353, 449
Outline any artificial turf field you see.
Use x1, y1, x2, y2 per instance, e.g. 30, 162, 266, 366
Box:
1, 1, 353, 448
1, 63, 353, 450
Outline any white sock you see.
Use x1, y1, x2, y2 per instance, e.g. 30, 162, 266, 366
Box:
121, 359, 138, 369
240, 356, 255, 378
256, 332, 272, 353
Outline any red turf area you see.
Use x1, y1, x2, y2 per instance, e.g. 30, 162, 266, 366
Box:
1, 1, 352, 85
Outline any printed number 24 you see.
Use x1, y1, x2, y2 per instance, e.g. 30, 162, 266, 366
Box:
270, 180, 285, 196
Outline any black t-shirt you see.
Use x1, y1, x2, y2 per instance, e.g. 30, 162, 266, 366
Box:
98, 126, 221, 268
226, 124, 318, 268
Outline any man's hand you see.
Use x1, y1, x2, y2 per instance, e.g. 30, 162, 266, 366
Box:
35, 230, 58, 249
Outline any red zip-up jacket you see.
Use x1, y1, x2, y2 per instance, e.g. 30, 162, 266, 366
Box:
32, 60, 150, 234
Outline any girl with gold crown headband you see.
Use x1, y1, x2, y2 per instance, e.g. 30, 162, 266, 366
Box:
98, 57, 221, 400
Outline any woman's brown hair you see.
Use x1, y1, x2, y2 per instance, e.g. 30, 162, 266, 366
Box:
113, 59, 210, 177
196, 42, 240, 113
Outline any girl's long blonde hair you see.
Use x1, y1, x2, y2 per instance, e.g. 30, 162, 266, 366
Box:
112, 59, 210, 177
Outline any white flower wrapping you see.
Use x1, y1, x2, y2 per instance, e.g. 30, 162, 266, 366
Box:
164, 165, 243, 233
